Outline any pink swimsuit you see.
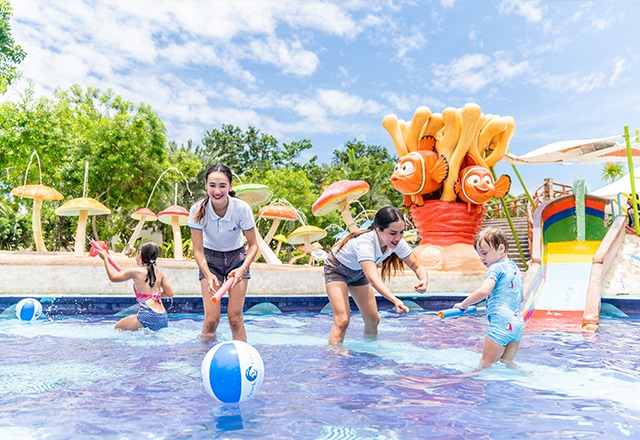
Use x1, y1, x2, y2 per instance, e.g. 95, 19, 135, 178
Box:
133, 285, 162, 305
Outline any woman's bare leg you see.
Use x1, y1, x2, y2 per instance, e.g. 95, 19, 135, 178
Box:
327, 281, 351, 344
227, 279, 248, 342
201, 278, 221, 342
349, 285, 380, 337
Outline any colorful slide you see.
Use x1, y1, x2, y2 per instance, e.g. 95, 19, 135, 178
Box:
522, 193, 611, 332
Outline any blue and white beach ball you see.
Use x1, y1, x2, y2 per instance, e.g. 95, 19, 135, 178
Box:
201, 341, 264, 404
15, 298, 42, 322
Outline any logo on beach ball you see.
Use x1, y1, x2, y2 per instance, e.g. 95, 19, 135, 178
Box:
15, 298, 42, 322
201, 341, 264, 404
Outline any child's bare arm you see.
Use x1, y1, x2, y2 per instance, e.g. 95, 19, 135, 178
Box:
454, 278, 495, 309
96, 248, 132, 282
159, 272, 174, 297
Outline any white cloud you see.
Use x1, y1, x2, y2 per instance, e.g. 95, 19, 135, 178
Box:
533, 71, 607, 94
294, 99, 327, 122
249, 37, 320, 77
570, 3, 615, 32
518, 35, 571, 57
431, 52, 530, 93
391, 30, 427, 63
381, 92, 446, 115
499, 0, 546, 24
317, 89, 382, 116
609, 59, 625, 87
282, 2, 360, 38
338, 66, 359, 88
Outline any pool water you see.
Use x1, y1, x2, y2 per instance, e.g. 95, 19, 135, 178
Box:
1, 309, 639, 439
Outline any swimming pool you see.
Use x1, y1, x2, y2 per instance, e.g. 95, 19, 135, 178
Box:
1, 303, 639, 439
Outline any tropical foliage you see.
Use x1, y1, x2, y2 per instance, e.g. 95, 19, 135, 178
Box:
0, 0, 24, 93
601, 162, 625, 184
0, 86, 400, 257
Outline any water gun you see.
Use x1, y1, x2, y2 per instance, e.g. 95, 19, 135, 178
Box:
211, 274, 236, 303
89, 239, 122, 272
437, 305, 478, 319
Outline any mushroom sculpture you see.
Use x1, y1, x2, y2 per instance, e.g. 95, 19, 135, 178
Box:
55, 197, 111, 255
234, 183, 273, 207
157, 205, 190, 260
287, 225, 327, 264
255, 204, 299, 263
232, 183, 281, 264
273, 233, 288, 257
258, 204, 299, 246
11, 184, 63, 252
312, 180, 370, 233
123, 207, 158, 256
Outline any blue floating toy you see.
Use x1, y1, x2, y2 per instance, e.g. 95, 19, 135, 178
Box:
15, 298, 43, 322
438, 305, 478, 319
202, 341, 264, 404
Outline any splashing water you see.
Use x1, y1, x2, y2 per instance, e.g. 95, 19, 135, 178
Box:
145, 167, 193, 208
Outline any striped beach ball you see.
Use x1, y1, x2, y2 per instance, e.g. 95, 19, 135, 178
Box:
15, 298, 42, 322
201, 341, 264, 404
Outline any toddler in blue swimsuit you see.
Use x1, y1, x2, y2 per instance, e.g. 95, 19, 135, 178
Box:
96, 242, 174, 331
453, 227, 524, 370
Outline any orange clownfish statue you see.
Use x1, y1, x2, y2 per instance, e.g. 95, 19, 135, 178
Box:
454, 165, 511, 213
390, 136, 449, 207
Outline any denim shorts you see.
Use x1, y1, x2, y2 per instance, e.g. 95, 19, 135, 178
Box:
486, 311, 524, 346
199, 247, 251, 281
323, 253, 369, 287
137, 302, 168, 331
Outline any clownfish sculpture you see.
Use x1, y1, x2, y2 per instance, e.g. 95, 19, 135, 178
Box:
390, 136, 449, 207
454, 164, 511, 213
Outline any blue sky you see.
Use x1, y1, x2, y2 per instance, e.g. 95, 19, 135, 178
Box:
7, 0, 640, 196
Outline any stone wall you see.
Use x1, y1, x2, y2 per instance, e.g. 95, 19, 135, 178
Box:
0, 251, 484, 297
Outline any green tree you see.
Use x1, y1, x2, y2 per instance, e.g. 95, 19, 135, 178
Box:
0, 0, 25, 93
244, 167, 318, 231
601, 162, 625, 183
325, 139, 402, 210
196, 124, 313, 178
0, 84, 200, 250
0, 196, 29, 250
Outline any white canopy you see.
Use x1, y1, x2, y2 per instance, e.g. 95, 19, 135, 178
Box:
503, 134, 640, 165
590, 167, 640, 199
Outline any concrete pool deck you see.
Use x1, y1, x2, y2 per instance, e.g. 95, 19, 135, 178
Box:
0, 251, 485, 297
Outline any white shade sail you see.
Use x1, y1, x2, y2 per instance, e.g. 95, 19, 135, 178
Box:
503, 134, 640, 165
590, 167, 640, 199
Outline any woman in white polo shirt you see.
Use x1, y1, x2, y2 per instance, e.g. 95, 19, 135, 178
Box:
324, 206, 429, 344
189, 163, 259, 342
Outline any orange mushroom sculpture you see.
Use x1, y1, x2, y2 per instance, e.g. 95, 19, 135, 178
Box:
258, 204, 300, 245
312, 180, 370, 233
123, 207, 157, 256
11, 184, 63, 252
157, 205, 189, 260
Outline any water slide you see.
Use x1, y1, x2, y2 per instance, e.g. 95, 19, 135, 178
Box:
522, 193, 621, 332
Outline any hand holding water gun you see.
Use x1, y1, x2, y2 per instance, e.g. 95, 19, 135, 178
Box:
90, 239, 122, 272
437, 305, 478, 319
211, 274, 236, 303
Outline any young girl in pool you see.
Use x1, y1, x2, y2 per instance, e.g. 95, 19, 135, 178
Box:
452, 226, 524, 369
189, 163, 259, 342
96, 242, 173, 331
324, 206, 429, 344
